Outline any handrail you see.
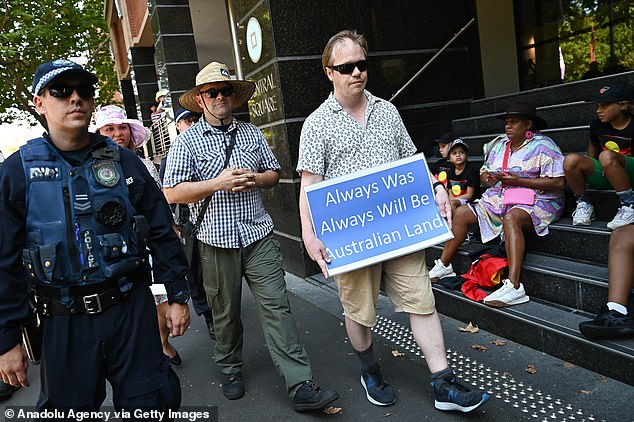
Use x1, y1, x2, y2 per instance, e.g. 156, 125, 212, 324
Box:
389, 18, 476, 103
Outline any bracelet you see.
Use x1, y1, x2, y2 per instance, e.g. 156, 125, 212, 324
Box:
432, 181, 444, 191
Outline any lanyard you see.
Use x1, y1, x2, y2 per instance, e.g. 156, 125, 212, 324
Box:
501, 141, 512, 176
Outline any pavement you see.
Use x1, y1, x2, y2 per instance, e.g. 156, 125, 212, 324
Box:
1, 273, 632, 422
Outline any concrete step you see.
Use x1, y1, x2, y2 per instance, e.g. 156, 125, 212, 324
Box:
400, 101, 471, 156
453, 101, 595, 138
525, 219, 610, 266
417, 70, 634, 389
468, 71, 634, 115
428, 239, 634, 311
432, 283, 634, 387
426, 244, 618, 311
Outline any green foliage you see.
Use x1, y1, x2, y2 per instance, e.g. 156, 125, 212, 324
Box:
559, 0, 634, 81
0, 0, 119, 127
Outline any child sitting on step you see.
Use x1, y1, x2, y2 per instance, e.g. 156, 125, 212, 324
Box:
429, 132, 456, 190
564, 83, 634, 229
579, 224, 634, 339
446, 138, 480, 212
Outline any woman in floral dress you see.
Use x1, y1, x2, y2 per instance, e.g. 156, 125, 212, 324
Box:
429, 102, 565, 307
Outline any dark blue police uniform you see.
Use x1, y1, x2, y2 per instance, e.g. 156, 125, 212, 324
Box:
0, 133, 189, 413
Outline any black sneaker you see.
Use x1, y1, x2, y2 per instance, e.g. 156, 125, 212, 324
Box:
431, 368, 489, 412
222, 373, 245, 400
360, 364, 396, 406
203, 312, 215, 341
0, 380, 19, 399
292, 380, 339, 412
579, 307, 634, 340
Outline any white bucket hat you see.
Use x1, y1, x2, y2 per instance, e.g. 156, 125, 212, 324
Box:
90, 105, 151, 148
179, 62, 255, 113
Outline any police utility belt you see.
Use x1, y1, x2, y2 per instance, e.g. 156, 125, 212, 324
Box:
34, 271, 149, 317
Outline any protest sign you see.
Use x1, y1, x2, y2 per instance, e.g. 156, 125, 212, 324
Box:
304, 154, 454, 276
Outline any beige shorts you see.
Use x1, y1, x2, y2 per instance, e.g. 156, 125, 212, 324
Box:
333, 249, 435, 327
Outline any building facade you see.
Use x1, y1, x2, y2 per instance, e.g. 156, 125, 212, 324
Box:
104, 0, 634, 277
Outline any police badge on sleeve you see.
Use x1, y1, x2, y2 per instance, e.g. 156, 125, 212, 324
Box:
92, 161, 120, 187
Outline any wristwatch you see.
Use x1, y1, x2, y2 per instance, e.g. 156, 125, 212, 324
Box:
169, 290, 190, 305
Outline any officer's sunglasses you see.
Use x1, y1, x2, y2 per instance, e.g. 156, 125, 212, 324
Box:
328, 60, 368, 74
47, 84, 95, 100
200, 86, 235, 99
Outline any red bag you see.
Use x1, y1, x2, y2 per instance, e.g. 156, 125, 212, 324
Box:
460, 254, 508, 302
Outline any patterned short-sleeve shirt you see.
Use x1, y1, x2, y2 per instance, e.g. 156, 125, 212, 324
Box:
297, 90, 416, 179
476, 134, 565, 243
163, 119, 280, 248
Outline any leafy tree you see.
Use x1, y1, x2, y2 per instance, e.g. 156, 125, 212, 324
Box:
0, 0, 119, 127
559, 0, 634, 81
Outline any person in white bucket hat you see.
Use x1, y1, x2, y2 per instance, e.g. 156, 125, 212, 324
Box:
92, 104, 182, 366
91, 105, 151, 149
163, 61, 339, 411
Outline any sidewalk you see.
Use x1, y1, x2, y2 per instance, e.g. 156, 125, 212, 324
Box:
2, 274, 631, 421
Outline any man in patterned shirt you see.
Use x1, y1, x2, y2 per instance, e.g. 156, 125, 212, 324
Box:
297, 30, 488, 413
162, 62, 338, 412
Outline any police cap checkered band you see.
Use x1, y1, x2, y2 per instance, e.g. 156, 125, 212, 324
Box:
32, 59, 98, 95
175, 107, 192, 123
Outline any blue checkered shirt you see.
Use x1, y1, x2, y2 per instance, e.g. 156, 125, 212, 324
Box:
163, 119, 280, 248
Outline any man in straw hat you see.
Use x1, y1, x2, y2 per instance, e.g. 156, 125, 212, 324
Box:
0, 59, 190, 412
163, 62, 339, 411
297, 30, 488, 413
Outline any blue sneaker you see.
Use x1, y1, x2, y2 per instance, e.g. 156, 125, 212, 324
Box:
431, 368, 489, 412
360, 364, 396, 406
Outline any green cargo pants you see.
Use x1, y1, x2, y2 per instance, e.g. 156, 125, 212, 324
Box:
198, 233, 313, 397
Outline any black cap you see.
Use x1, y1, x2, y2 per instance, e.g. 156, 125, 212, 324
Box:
448, 138, 469, 152
32, 59, 98, 95
588, 83, 634, 104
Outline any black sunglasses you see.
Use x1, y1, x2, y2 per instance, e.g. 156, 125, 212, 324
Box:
328, 60, 368, 75
47, 84, 95, 100
200, 86, 235, 99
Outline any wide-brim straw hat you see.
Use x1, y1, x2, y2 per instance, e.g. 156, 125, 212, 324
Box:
495, 101, 547, 130
90, 105, 151, 148
155, 89, 168, 103
179, 62, 255, 113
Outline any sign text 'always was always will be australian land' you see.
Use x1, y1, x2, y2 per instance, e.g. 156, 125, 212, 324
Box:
305, 154, 454, 276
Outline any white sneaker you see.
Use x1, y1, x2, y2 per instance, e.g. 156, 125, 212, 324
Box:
429, 259, 455, 280
572, 201, 595, 226
484, 279, 529, 307
607, 205, 634, 230
482, 279, 513, 302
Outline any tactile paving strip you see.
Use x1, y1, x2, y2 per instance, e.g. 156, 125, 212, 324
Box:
371, 315, 605, 422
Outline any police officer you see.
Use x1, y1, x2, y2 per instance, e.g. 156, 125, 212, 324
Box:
0, 59, 190, 413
